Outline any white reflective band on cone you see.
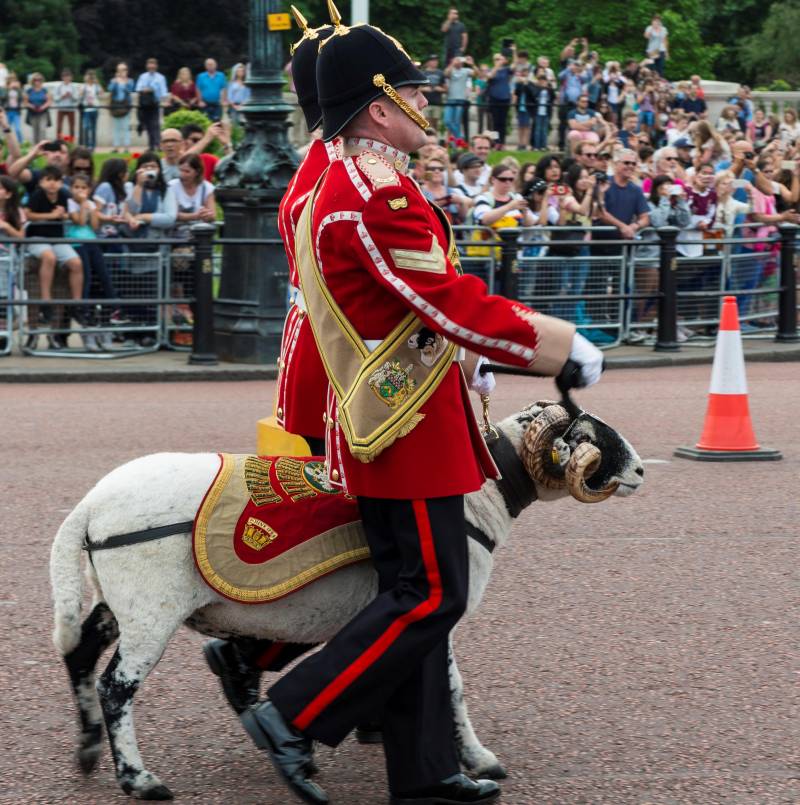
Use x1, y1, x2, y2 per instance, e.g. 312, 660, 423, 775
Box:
709, 330, 748, 395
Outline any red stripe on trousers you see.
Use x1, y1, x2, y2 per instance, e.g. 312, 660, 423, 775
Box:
292, 499, 444, 732
255, 642, 286, 670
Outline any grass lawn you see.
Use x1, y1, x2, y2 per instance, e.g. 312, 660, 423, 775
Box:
486, 149, 546, 166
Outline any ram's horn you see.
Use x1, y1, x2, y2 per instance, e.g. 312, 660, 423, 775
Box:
522, 405, 571, 488
566, 442, 619, 503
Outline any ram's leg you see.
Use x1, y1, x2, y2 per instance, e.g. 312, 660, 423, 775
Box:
449, 635, 507, 780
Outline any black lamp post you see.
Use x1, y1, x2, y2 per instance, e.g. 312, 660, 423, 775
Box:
213, 0, 298, 363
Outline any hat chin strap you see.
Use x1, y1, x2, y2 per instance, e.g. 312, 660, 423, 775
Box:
373, 74, 429, 131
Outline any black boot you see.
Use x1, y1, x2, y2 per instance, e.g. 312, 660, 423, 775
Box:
390, 773, 500, 805
203, 639, 262, 715
240, 701, 328, 804
355, 721, 384, 743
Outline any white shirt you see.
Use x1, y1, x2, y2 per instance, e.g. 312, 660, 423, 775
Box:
452, 164, 491, 188
168, 178, 215, 213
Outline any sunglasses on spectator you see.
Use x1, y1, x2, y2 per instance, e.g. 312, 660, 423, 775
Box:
664, 156, 678, 162
620, 161, 637, 166
427, 166, 445, 171
598, 153, 611, 159
495, 175, 515, 182
73, 163, 92, 171
583, 152, 597, 158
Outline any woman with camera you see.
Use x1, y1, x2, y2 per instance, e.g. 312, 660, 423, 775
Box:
473, 163, 538, 228
420, 156, 469, 224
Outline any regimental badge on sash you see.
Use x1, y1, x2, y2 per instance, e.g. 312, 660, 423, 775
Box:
367, 360, 416, 408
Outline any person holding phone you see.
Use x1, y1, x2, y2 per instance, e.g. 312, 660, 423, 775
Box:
441, 7, 468, 62
486, 53, 512, 149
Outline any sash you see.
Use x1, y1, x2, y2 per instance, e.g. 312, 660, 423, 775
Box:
296, 176, 457, 463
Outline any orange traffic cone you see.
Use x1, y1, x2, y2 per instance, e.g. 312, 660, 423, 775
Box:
675, 296, 781, 461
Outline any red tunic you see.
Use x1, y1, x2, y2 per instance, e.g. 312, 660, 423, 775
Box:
311, 143, 574, 499
275, 137, 342, 439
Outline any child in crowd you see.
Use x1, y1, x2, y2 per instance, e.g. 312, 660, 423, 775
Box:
67, 173, 122, 349
0, 176, 25, 241
54, 69, 78, 140
23, 165, 85, 341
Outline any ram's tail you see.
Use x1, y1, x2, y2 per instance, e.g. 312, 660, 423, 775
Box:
50, 500, 90, 655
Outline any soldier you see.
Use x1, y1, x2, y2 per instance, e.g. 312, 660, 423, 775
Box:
202, 7, 342, 715
238, 14, 604, 805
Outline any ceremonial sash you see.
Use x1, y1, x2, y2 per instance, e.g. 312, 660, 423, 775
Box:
296, 177, 457, 463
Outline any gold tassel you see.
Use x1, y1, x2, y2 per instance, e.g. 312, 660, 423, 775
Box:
372, 74, 430, 131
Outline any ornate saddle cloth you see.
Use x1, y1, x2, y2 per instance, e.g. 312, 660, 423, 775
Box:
193, 454, 369, 604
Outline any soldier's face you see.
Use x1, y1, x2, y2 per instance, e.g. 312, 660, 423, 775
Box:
387, 86, 429, 152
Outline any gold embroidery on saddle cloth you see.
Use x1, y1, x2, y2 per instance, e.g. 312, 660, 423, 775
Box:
244, 457, 281, 506
242, 517, 279, 551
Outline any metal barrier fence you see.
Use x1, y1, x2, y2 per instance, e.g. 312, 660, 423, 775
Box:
0, 223, 797, 361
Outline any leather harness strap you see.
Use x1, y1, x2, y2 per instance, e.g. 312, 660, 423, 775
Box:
83, 521, 194, 552
485, 431, 538, 519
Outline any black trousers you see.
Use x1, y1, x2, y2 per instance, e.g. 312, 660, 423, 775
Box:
269, 495, 469, 792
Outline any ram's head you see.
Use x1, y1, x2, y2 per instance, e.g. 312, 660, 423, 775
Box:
503, 401, 644, 503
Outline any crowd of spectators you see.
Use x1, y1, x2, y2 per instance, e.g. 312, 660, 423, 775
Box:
3, 10, 800, 350
0, 57, 250, 153
0, 115, 233, 350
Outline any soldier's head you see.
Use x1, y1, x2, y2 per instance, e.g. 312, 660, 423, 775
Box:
316, 20, 430, 151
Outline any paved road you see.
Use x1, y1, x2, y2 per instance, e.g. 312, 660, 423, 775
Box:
2, 364, 798, 804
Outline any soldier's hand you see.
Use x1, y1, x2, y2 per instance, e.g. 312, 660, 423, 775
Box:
562, 332, 604, 388
470, 355, 496, 396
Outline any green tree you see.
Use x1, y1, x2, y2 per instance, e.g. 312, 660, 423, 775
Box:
699, 0, 776, 82
740, 1, 800, 87
0, 0, 82, 78
488, 0, 719, 79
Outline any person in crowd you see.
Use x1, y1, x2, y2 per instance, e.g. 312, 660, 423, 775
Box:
66, 172, 121, 349
596, 149, 649, 247
567, 93, 605, 151
713, 170, 752, 238
168, 153, 216, 236
641, 145, 685, 194
136, 58, 168, 150
443, 55, 474, 141
746, 108, 772, 147
550, 163, 599, 324
511, 50, 533, 149
473, 62, 490, 132
603, 62, 626, 123
472, 164, 538, 241
227, 63, 251, 126
54, 68, 78, 140
535, 55, 556, 87
182, 120, 232, 179
680, 162, 718, 256
673, 136, 694, 170
126, 153, 178, 240
453, 153, 486, 199
778, 108, 800, 145
420, 55, 446, 136
0, 109, 22, 173
531, 71, 555, 150
534, 152, 563, 185
66, 147, 94, 189
557, 57, 591, 149
666, 109, 690, 145
678, 83, 706, 120
167, 67, 198, 116
516, 162, 537, 194
643, 14, 669, 76
637, 79, 657, 137
6, 73, 23, 142
93, 157, 131, 244
441, 7, 468, 62
586, 65, 604, 110
195, 58, 227, 122
23, 165, 85, 330
0, 175, 25, 241
617, 111, 639, 149
159, 128, 184, 182
636, 175, 692, 329
79, 70, 102, 150
420, 156, 469, 224
486, 53, 512, 149
108, 62, 135, 153
10, 139, 69, 196
691, 120, 730, 168
25, 74, 52, 143
716, 105, 741, 135
452, 133, 491, 186
728, 86, 754, 133
572, 140, 599, 171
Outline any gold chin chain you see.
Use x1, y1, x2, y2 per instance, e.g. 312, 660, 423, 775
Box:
372, 74, 429, 131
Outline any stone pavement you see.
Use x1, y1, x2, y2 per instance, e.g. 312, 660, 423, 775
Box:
0, 337, 798, 382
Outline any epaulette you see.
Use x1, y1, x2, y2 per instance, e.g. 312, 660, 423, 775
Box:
356, 150, 400, 190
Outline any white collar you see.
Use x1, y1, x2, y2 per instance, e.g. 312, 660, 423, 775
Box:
344, 137, 410, 174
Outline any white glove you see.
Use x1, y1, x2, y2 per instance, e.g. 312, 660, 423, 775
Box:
470, 355, 496, 396
568, 332, 604, 388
